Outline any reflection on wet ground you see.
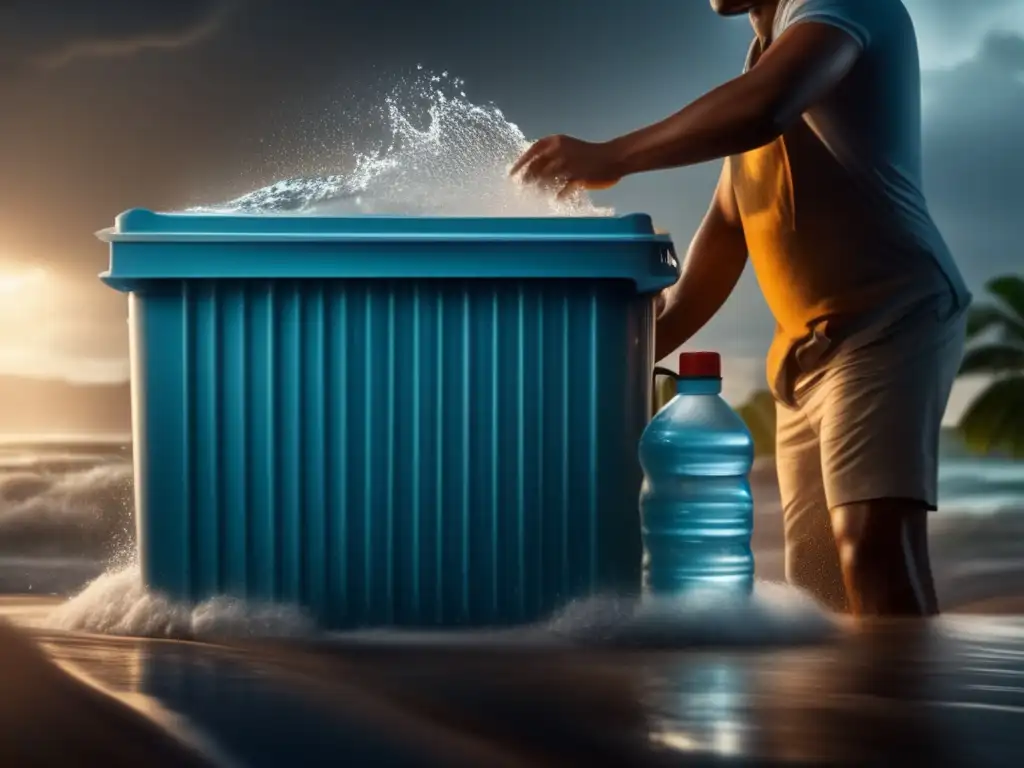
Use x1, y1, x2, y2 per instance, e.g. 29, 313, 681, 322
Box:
8, 609, 1022, 766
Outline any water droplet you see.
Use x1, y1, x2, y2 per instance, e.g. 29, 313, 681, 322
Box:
190, 70, 612, 218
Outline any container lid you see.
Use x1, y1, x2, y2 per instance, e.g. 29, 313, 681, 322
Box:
97, 209, 681, 295
99, 208, 671, 243
678, 352, 721, 379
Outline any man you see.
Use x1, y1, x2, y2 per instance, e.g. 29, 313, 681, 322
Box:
512, 0, 971, 617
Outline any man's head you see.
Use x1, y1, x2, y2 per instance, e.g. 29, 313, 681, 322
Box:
710, 0, 778, 40
709, 0, 760, 16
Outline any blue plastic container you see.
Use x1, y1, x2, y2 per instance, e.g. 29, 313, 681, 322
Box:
97, 208, 680, 628
638, 352, 755, 595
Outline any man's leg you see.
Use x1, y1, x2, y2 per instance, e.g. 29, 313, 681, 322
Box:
775, 399, 849, 612
815, 300, 965, 618
830, 499, 939, 616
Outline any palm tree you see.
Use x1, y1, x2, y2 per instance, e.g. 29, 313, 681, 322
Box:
957, 275, 1024, 458
735, 390, 776, 458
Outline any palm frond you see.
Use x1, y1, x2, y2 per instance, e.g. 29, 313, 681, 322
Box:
958, 375, 1024, 458
958, 344, 1024, 376
987, 275, 1024, 324
965, 304, 1024, 342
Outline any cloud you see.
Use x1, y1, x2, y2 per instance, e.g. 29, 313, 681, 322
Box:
0, 0, 236, 71
905, 0, 1024, 69
917, 32, 1024, 429
922, 31, 1024, 286
978, 31, 1024, 73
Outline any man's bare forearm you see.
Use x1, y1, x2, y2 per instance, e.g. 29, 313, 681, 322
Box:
604, 23, 862, 180
608, 74, 781, 179
655, 173, 748, 361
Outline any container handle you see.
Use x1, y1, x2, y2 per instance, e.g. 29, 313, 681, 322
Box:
651, 366, 678, 418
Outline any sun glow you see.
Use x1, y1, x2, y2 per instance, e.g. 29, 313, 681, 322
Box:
0, 266, 47, 297
0, 262, 130, 384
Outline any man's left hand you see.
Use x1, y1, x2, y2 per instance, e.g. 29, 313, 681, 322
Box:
510, 135, 621, 198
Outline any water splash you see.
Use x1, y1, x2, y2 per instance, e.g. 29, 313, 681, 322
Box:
544, 583, 841, 649
44, 562, 837, 650
45, 566, 316, 641
191, 71, 612, 217
316, 584, 839, 652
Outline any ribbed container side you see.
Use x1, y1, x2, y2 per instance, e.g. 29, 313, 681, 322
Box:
129, 278, 654, 628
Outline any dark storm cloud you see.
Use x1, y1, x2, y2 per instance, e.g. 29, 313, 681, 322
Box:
0, 0, 236, 70
921, 32, 1024, 284
907, 0, 1021, 25
0, 0, 1020, 391
978, 31, 1024, 72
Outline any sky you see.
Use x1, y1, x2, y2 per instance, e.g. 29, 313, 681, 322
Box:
0, 0, 1021, 423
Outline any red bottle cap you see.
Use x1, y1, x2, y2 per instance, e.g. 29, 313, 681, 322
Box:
678, 351, 721, 379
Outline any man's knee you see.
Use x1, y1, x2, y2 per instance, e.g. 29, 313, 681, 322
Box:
831, 498, 926, 564
830, 498, 937, 616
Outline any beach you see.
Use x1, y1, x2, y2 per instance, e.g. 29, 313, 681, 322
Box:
1, 438, 1023, 765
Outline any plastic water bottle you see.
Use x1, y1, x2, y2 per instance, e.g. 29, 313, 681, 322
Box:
638, 352, 755, 595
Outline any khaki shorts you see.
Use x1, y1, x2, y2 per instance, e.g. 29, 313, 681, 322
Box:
774, 294, 967, 601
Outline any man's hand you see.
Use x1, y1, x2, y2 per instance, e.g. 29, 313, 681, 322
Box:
510, 135, 621, 198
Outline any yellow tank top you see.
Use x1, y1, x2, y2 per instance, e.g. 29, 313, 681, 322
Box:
731, 31, 961, 400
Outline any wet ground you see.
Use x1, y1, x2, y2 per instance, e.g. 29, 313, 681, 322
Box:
3, 597, 1024, 767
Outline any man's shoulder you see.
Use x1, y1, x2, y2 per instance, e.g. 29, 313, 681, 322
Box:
775, 0, 911, 50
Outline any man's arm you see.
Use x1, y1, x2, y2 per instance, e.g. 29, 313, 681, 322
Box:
655, 161, 747, 362
512, 22, 862, 188
610, 22, 862, 176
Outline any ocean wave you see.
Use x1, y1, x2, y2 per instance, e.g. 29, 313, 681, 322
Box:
938, 458, 1024, 514
0, 440, 1022, 605
0, 450, 133, 561
0, 445, 1021, 564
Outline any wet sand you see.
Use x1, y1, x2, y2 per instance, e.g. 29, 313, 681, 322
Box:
3, 597, 1024, 767
0, 617, 216, 767
2, 454, 1021, 766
